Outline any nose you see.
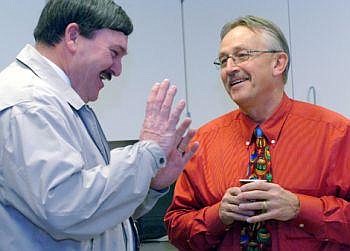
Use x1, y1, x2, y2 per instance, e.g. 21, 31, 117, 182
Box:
111, 59, 122, 77
223, 56, 240, 73
226, 56, 237, 68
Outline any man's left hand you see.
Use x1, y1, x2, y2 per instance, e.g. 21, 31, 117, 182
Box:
237, 181, 300, 223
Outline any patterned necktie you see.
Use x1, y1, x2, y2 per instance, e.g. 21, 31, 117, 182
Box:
240, 126, 272, 251
77, 105, 140, 251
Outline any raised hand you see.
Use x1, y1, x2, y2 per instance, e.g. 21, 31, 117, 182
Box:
140, 79, 186, 157
140, 79, 199, 189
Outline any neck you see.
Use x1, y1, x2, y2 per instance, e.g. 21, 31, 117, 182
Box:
35, 42, 68, 74
239, 89, 284, 124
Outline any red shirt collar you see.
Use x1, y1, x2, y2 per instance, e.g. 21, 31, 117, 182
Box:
238, 93, 293, 143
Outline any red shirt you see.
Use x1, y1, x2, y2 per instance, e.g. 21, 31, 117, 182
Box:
165, 94, 350, 250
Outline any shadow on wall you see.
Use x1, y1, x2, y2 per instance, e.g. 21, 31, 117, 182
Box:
108, 140, 174, 241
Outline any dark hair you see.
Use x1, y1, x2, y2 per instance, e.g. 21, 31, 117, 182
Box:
34, 0, 133, 46
220, 15, 290, 83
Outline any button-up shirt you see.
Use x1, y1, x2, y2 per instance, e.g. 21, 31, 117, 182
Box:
165, 94, 350, 250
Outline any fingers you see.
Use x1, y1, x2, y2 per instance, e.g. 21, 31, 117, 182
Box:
223, 211, 251, 222
237, 182, 274, 202
175, 117, 193, 146
223, 202, 255, 217
168, 100, 186, 131
220, 188, 256, 225
182, 140, 199, 163
144, 79, 174, 119
262, 201, 268, 211
239, 200, 269, 212
228, 187, 242, 196
238, 183, 300, 223
240, 180, 272, 192
237, 190, 270, 202
176, 127, 199, 161
144, 82, 161, 118
159, 84, 177, 120
246, 211, 274, 223
141, 79, 187, 156
155, 80, 171, 113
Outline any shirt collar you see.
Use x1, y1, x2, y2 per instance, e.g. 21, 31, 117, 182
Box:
239, 93, 293, 144
16, 44, 85, 110
41, 55, 71, 87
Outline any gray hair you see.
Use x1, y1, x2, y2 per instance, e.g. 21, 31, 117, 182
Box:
220, 15, 290, 83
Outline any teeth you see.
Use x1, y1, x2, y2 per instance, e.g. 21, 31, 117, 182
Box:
230, 79, 243, 86
100, 71, 112, 81
230, 77, 249, 86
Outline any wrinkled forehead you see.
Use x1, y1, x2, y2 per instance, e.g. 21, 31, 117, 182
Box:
219, 26, 268, 54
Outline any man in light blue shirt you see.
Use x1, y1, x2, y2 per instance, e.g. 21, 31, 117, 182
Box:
0, 0, 198, 250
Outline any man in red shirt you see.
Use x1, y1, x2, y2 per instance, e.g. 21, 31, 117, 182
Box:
165, 15, 350, 250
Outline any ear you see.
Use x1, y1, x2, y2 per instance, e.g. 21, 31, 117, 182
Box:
272, 52, 288, 77
64, 23, 80, 53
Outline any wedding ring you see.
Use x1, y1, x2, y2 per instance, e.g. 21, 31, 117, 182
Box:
177, 146, 185, 154
262, 201, 268, 211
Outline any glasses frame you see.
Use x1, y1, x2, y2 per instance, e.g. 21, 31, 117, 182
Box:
213, 49, 283, 69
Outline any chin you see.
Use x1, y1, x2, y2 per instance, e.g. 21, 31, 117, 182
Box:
229, 92, 246, 105
87, 94, 99, 102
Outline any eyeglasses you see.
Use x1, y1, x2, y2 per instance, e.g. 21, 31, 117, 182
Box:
213, 49, 282, 69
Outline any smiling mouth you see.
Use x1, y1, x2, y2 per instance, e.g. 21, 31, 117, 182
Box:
229, 76, 250, 87
100, 70, 112, 81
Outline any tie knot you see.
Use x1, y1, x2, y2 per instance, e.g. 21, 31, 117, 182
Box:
254, 126, 263, 138
78, 104, 90, 114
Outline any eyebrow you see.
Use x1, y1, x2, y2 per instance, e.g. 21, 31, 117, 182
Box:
218, 46, 246, 57
113, 45, 128, 56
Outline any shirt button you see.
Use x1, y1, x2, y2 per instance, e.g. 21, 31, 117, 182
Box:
271, 139, 276, 144
245, 141, 250, 146
324, 239, 329, 242
299, 223, 304, 228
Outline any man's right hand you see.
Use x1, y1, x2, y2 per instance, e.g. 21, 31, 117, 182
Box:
219, 187, 255, 226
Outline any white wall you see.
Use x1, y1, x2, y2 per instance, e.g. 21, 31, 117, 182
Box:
0, 1, 45, 70
90, 0, 186, 140
289, 0, 350, 118
1, 1, 348, 141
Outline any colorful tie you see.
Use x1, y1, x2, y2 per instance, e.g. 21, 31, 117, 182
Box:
240, 126, 272, 251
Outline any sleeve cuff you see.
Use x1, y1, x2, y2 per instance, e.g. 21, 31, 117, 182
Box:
142, 140, 166, 169
150, 186, 170, 194
204, 202, 228, 236
292, 193, 326, 237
